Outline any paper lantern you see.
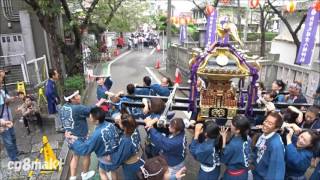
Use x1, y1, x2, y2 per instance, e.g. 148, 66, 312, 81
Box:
205, 5, 214, 15
186, 16, 192, 24
286, 0, 296, 13
170, 17, 175, 24
221, 0, 230, 5
313, 0, 320, 12
179, 17, 186, 25
174, 17, 179, 25
249, 0, 260, 9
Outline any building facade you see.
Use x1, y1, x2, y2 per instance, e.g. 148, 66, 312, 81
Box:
0, 0, 59, 86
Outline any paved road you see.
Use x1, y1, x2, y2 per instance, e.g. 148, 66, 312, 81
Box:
80, 48, 199, 180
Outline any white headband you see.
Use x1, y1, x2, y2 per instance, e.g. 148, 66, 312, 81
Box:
140, 165, 163, 179
64, 90, 79, 101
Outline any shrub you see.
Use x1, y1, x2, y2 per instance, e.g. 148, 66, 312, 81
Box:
64, 75, 85, 93
235, 32, 278, 41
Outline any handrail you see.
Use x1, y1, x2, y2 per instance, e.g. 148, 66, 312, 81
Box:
135, 86, 290, 94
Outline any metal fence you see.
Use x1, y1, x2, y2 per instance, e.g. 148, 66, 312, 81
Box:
26, 55, 49, 87
0, 53, 29, 85
0, 54, 48, 87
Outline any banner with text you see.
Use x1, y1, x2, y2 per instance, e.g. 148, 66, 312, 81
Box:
296, 7, 320, 65
205, 10, 218, 49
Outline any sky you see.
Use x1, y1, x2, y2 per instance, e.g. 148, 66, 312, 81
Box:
172, 1, 195, 16
155, 0, 312, 16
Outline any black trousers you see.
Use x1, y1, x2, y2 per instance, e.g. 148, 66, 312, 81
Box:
23, 112, 43, 129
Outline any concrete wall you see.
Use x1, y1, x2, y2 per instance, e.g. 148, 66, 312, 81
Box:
0, 0, 55, 85
259, 59, 320, 103
29, 11, 48, 59
0, 0, 24, 34
0, 0, 48, 59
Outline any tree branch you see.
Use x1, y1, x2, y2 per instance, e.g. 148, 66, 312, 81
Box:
78, 0, 86, 11
82, 0, 100, 26
108, 0, 114, 11
213, 0, 219, 7
60, 0, 81, 48
60, 0, 72, 21
104, 0, 125, 26
192, 0, 205, 17
267, 0, 300, 47
24, 0, 38, 9
294, 13, 307, 35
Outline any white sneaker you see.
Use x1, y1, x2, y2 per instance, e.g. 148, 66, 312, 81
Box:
106, 171, 112, 180
69, 176, 77, 180
81, 170, 95, 180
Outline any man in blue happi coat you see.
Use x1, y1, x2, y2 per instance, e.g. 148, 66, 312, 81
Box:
45, 69, 63, 132
150, 77, 172, 97
135, 76, 152, 96
60, 89, 104, 180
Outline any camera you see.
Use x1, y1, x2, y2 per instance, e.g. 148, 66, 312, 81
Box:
282, 127, 290, 135
0, 69, 11, 75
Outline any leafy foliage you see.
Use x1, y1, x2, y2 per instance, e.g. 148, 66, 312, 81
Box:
64, 75, 85, 93
37, 0, 61, 16
24, 0, 126, 76
89, 0, 149, 32
234, 32, 278, 41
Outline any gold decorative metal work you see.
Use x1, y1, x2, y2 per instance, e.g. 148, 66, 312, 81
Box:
191, 44, 256, 119
210, 108, 227, 118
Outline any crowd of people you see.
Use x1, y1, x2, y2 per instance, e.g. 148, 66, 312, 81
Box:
57, 72, 320, 180
1, 67, 320, 180
128, 31, 159, 51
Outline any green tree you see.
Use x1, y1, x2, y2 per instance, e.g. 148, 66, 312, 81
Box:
158, 15, 167, 31
24, 0, 125, 76
93, 0, 151, 32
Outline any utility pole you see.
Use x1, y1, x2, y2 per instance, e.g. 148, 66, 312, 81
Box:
165, 0, 172, 71
237, 0, 241, 31
166, 0, 172, 48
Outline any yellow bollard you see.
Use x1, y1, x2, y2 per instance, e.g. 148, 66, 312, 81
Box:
16, 81, 26, 95
38, 87, 47, 104
41, 136, 59, 172
27, 136, 60, 178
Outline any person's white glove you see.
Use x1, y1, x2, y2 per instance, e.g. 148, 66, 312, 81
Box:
183, 119, 196, 128
288, 106, 303, 124
265, 102, 276, 112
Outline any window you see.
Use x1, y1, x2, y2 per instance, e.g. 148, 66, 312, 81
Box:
6, 36, 10, 42
13, 36, 17, 42
18, 36, 22, 41
1, 37, 5, 43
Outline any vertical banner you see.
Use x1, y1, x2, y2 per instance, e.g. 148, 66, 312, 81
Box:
296, 7, 320, 65
179, 25, 187, 44
205, 10, 218, 49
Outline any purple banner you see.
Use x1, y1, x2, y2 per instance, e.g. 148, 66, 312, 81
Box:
179, 25, 187, 44
205, 10, 218, 49
296, 8, 320, 65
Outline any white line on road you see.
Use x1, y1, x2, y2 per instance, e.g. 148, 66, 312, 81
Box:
149, 48, 156, 55
145, 67, 161, 84
107, 50, 132, 76
145, 67, 191, 119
